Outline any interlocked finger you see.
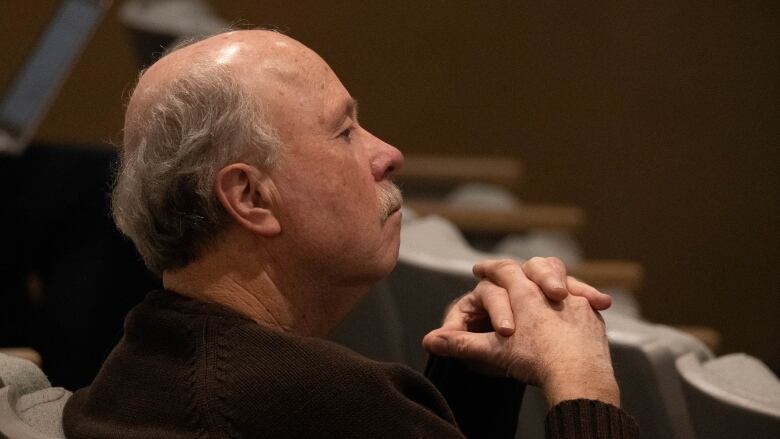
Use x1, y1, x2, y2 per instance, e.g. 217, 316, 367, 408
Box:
521, 256, 569, 301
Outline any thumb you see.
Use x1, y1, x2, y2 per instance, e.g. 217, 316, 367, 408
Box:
422, 329, 498, 361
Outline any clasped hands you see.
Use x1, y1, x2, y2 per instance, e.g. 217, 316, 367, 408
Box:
422, 257, 620, 407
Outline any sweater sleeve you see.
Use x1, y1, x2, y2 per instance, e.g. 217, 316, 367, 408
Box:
545, 399, 639, 439
424, 356, 639, 439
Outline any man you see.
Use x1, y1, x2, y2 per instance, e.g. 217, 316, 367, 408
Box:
64, 30, 637, 438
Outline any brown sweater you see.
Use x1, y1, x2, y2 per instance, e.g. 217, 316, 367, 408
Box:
63, 290, 637, 438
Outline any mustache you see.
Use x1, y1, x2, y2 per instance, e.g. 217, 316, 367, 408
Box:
378, 182, 403, 221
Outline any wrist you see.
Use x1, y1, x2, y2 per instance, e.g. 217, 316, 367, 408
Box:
542, 368, 620, 408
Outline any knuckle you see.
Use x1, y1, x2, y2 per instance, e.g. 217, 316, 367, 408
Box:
453, 336, 469, 356
545, 257, 566, 273
525, 256, 545, 268
496, 259, 523, 277
444, 293, 468, 315
522, 279, 543, 297
484, 289, 505, 302
475, 282, 500, 302
496, 258, 519, 270
449, 293, 467, 308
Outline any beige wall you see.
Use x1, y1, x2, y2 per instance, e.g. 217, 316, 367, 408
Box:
2, 1, 778, 367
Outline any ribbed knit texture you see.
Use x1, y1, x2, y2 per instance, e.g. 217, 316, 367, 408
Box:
545, 399, 639, 439
63, 290, 638, 438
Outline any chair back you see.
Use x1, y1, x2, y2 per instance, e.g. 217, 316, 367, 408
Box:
607, 315, 712, 439
676, 352, 780, 438
0, 353, 70, 439
330, 282, 407, 364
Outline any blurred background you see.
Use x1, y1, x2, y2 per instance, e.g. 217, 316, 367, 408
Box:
0, 0, 777, 391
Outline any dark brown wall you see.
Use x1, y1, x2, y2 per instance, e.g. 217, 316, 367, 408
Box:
3, 1, 778, 368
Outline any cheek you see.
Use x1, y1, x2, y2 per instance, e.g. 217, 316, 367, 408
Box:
277, 151, 379, 226
313, 162, 377, 214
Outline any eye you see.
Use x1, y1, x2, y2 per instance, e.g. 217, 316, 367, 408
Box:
339, 127, 353, 140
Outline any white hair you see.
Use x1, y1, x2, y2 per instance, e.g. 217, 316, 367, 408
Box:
112, 60, 282, 275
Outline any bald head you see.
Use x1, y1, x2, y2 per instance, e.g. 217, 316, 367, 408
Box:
140, 29, 315, 81
115, 30, 316, 275
127, 30, 334, 139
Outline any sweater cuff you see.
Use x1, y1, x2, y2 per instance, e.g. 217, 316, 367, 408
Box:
545, 399, 638, 439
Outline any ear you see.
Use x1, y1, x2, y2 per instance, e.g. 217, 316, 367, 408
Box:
215, 163, 281, 237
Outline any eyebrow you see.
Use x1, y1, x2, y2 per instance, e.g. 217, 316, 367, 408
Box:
344, 97, 359, 120
332, 97, 359, 131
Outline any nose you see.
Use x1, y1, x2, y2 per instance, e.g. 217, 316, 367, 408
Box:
368, 131, 404, 181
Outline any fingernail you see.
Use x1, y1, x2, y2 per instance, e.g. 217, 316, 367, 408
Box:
553, 279, 566, 290
499, 319, 513, 329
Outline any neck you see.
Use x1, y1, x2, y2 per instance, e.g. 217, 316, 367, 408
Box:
163, 255, 302, 332
161, 230, 370, 337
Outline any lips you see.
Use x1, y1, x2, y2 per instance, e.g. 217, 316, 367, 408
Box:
382, 202, 401, 222
378, 182, 403, 221
387, 206, 401, 218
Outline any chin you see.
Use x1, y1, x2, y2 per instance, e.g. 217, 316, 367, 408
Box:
381, 254, 400, 277
365, 243, 400, 283
380, 242, 401, 278
353, 227, 401, 284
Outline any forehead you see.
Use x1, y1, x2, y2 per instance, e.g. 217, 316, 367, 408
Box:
245, 49, 351, 142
